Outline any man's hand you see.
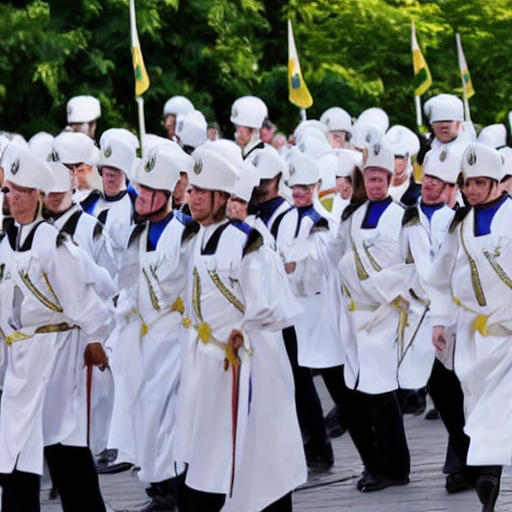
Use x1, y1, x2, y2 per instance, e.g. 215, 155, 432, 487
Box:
284, 262, 296, 274
432, 326, 447, 352
84, 342, 108, 372
224, 329, 244, 371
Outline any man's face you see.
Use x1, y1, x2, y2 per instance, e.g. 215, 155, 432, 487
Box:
3, 181, 40, 225
163, 114, 177, 139
292, 184, 315, 208
254, 176, 279, 204
44, 191, 71, 213
393, 157, 407, 177
101, 167, 125, 196
336, 176, 352, 200
173, 172, 189, 206
234, 126, 254, 148
463, 177, 497, 206
260, 126, 275, 144
327, 130, 348, 149
432, 121, 460, 144
363, 168, 389, 201
421, 174, 446, 205
70, 121, 96, 139
135, 185, 168, 217
188, 186, 227, 226
69, 163, 93, 190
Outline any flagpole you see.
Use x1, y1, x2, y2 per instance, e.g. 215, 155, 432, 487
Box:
136, 96, 147, 155
300, 109, 307, 122
414, 95, 422, 129
456, 33, 472, 122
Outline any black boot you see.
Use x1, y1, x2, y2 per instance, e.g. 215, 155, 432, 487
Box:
324, 404, 348, 438
476, 466, 502, 512
135, 477, 179, 512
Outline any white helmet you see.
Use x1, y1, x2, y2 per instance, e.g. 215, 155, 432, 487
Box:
176, 110, 207, 149
28, 132, 55, 161
385, 125, 420, 158
354, 108, 389, 132
141, 134, 176, 157
66, 95, 101, 124
477, 124, 507, 149
462, 143, 503, 182
233, 161, 260, 202
1, 143, 53, 193
249, 146, 288, 180
230, 96, 268, 129
163, 95, 194, 117
336, 149, 363, 178
97, 136, 137, 180
364, 139, 395, 175
424, 94, 464, 123
48, 162, 73, 193
499, 147, 512, 180
189, 140, 241, 194
53, 132, 100, 166
287, 148, 320, 187
423, 144, 465, 185
133, 144, 192, 193
320, 107, 352, 134
100, 128, 140, 153
293, 120, 328, 145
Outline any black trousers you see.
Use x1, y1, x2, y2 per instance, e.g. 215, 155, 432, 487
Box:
0, 444, 105, 512
343, 374, 410, 479
282, 326, 332, 459
320, 364, 345, 407
428, 358, 476, 481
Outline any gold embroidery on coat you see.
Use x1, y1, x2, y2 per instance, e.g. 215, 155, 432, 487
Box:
19, 271, 63, 312
483, 249, 512, 289
207, 270, 245, 314
460, 225, 487, 306
142, 267, 161, 311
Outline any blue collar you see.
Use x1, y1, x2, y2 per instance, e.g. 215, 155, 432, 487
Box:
473, 194, 509, 237
256, 197, 285, 225
147, 213, 174, 251
362, 197, 393, 229
420, 201, 444, 223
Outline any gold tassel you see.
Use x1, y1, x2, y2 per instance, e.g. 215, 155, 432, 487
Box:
140, 322, 148, 337
196, 322, 212, 344
171, 296, 185, 314
472, 315, 489, 337
182, 316, 192, 329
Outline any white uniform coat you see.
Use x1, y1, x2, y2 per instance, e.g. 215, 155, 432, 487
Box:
338, 199, 419, 394
125, 212, 196, 483
427, 196, 512, 465
399, 203, 454, 388
0, 221, 115, 475
276, 206, 344, 368
176, 220, 306, 511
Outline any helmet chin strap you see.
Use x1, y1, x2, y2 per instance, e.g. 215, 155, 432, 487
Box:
136, 190, 171, 222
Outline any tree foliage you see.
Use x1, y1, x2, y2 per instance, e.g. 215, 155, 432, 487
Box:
0, 0, 510, 139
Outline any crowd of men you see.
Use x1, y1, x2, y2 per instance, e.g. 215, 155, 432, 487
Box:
0, 90, 511, 512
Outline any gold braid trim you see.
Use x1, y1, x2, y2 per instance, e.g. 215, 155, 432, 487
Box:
483, 249, 512, 289
460, 226, 487, 306
192, 267, 203, 321
363, 243, 382, 272
19, 270, 63, 312
207, 270, 245, 314
142, 268, 161, 311
350, 238, 369, 281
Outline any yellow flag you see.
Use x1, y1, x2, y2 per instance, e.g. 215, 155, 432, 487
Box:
130, 0, 150, 97
288, 19, 313, 109
456, 33, 475, 99
411, 23, 432, 97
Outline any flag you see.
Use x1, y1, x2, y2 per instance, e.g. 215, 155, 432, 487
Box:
288, 19, 313, 109
456, 33, 475, 99
411, 22, 432, 96
130, 0, 150, 97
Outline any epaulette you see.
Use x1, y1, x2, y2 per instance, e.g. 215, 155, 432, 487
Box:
402, 205, 420, 227
341, 202, 363, 222
242, 229, 263, 258
310, 217, 329, 234
449, 206, 471, 233
56, 231, 70, 247
127, 222, 147, 248
93, 221, 104, 240
180, 219, 200, 245
97, 209, 109, 225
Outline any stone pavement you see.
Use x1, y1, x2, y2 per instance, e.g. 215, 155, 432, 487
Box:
41, 377, 512, 512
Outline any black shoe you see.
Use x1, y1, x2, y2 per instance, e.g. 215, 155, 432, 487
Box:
324, 405, 348, 438
445, 471, 472, 494
424, 407, 440, 420
306, 454, 334, 471
95, 448, 118, 464
356, 472, 409, 492
97, 459, 134, 474
476, 475, 500, 512
400, 389, 427, 416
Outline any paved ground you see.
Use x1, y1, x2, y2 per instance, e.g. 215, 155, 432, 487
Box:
41, 377, 512, 512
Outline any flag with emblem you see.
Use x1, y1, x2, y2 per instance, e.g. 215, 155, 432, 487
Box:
130, 0, 150, 97
456, 33, 475, 99
288, 19, 313, 110
411, 22, 432, 97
